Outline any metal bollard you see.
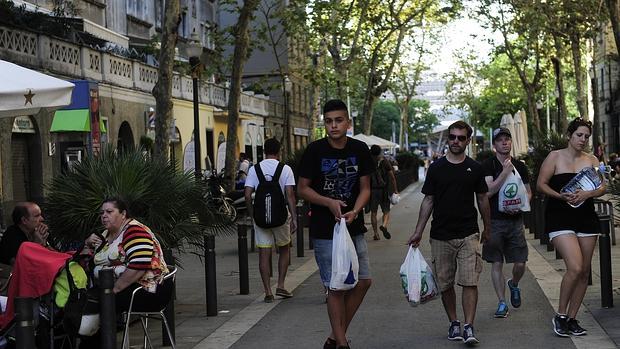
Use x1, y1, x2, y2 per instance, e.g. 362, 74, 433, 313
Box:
238, 224, 250, 295
296, 208, 304, 257
14, 297, 35, 349
162, 249, 176, 346
250, 226, 256, 252
205, 235, 218, 316
99, 268, 116, 349
599, 214, 614, 308
530, 197, 539, 238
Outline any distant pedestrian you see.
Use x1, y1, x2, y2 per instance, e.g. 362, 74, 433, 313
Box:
407, 120, 491, 345
298, 99, 373, 349
238, 152, 251, 181
481, 127, 532, 318
244, 138, 297, 303
369, 144, 398, 240
537, 117, 605, 337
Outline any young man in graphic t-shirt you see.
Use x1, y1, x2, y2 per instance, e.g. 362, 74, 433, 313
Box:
298, 99, 373, 349
407, 121, 491, 345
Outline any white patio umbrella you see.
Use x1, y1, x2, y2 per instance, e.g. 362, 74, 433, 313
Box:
500, 113, 517, 157
513, 110, 529, 155
0, 60, 74, 118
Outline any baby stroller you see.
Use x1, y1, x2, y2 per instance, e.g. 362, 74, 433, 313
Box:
0, 242, 88, 349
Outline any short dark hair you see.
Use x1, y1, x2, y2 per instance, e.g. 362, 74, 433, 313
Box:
567, 117, 592, 136
12, 202, 31, 225
102, 197, 131, 218
264, 138, 281, 155
370, 144, 382, 156
323, 99, 348, 115
448, 120, 473, 138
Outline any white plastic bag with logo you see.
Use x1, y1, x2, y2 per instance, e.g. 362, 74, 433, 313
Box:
330, 218, 359, 291
498, 170, 530, 213
399, 246, 439, 306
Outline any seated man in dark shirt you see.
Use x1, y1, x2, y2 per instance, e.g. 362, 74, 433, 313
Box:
0, 202, 48, 265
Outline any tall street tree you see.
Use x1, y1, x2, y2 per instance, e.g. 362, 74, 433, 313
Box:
477, 0, 549, 132
223, 0, 262, 190
152, 0, 180, 160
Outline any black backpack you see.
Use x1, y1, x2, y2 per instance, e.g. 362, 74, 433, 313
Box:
253, 161, 288, 228
371, 159, 387, 189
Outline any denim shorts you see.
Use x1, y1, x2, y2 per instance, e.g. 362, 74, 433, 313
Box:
313, 234, 371, 287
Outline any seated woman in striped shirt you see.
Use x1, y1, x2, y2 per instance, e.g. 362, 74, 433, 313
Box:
85, 197, 170, 313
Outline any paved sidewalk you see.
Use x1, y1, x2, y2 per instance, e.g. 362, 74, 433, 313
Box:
130, 174, 620, 348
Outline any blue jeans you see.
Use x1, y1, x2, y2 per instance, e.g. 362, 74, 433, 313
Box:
313, 234, 371, 287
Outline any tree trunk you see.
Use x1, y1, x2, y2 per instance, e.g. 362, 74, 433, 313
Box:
551, 55, 568, 132
310, 80, 321, 141
525, 87, 541, 133
607, 0, 620, 57
569, 31, 588, 119
361, 71, 379, 135
399, 100, 408, 150
224, 0, 261, 191
152, 0, 180, 161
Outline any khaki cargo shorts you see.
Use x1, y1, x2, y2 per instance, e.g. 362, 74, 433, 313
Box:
254, 220, 291, 248
430, 233, 482, 292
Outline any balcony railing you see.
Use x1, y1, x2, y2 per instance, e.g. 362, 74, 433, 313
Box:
0, 25, 272, 117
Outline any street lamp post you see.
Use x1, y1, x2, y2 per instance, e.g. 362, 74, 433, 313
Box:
283, 75, 292, 156
188, 29, 218, 317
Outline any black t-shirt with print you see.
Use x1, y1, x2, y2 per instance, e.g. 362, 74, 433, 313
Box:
422, 156, 488, 241
481, 157, 530, 220
298, 137, 374, 239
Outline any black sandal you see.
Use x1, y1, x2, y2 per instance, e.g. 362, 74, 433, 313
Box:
323, 337, 337, 349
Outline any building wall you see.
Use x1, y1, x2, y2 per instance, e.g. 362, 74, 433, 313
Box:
172, 99, 215, 172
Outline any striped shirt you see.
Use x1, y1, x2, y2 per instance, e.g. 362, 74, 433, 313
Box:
122, 225, 154, 270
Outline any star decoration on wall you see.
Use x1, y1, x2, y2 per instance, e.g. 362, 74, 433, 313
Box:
24, 89, 35, 105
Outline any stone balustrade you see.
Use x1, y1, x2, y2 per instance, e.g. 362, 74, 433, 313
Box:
0, 25, 271, 117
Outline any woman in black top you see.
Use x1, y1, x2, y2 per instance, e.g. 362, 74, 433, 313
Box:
537, 118, 606, 337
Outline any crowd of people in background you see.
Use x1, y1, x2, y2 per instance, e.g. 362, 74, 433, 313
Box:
0, 95, 607, 348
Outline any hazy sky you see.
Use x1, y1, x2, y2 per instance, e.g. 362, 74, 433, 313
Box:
429, 15, 497, 77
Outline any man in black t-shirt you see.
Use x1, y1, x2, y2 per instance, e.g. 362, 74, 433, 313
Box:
481, 127, 532, 319
298, 99, 373, 349
408, 121, 491, 345
0, 202, 49, 265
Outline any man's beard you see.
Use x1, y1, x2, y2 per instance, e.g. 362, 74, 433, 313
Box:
449, 144, 465, 155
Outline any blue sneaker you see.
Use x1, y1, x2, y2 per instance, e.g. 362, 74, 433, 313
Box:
507, 279, 521, 308
448, 320, 462, 341
463, 324, 479, 345
494, 301, 509, 318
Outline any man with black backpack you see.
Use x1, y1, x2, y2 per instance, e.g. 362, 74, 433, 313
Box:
369, 145, 398, 240
244, 138, 297, 303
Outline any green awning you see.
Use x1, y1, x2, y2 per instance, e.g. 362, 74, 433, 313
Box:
50, 109, 90, 132
99, 117, 106, 133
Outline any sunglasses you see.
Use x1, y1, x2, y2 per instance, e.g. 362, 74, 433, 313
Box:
448, 134, 468, 142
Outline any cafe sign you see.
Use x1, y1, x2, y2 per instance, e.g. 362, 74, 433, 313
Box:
12, 116, 35, 133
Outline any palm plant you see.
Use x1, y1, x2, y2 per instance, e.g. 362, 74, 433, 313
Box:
521, 131, 568, 190
44, 146, 234, 253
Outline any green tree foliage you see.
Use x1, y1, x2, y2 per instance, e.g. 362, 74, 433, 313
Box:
409, 99, 439, 142
476, 1, 550, 132
371, 100, 400, 140
476, 53, 526, 130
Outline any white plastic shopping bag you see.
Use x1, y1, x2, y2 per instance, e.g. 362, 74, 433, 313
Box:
498, 170, 530, 213
329, 218, 359, 291
399, 246, 439, 306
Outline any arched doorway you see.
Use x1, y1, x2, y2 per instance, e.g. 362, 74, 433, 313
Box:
11, 116, 43, 204
117, 121, 134, 153
169, 127, 182, 169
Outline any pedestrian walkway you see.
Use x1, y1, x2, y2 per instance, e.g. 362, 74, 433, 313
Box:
131, 177, 620, 348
